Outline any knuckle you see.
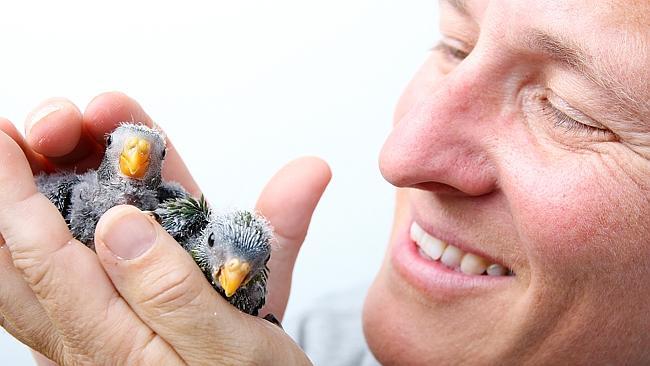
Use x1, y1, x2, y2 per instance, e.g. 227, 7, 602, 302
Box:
123, 332, 183, 366
11, 240, 74, 300
60, 317, 140, 366
12, 254, 56, 298
139, 267, 201, 316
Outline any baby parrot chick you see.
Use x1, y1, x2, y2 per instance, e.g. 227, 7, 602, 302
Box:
36, 123, 187, 248
192, 210, 273, 316
155, 198, 276, 319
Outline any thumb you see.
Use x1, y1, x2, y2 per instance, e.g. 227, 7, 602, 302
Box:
256, 157, 331, 320
94, 205, 255, 365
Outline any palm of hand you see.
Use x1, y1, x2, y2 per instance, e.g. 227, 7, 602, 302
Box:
0, 92, 330, 365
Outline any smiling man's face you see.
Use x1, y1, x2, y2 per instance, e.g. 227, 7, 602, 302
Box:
364, 1, 650, 364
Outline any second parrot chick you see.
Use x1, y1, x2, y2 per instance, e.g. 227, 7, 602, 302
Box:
190, 210, 273, 316
155, 198, 274, 317
36, 123, 187, 248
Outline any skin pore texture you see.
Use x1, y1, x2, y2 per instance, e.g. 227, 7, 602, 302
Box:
363, 1, 650, 365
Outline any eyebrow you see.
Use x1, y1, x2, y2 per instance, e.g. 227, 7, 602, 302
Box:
440, 0, 646, 125
525, 31, 586, 70
443, 0, 469, 15
524, 30, 646, 124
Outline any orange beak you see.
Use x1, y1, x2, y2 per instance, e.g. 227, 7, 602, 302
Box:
216, 258, 251, 297
119, 137, 151, 179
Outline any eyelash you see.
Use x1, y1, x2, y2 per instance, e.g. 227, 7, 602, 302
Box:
540, 98, 615, 140
433, 41, 469, 62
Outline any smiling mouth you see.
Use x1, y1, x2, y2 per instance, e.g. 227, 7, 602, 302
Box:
410, 222, 514, 277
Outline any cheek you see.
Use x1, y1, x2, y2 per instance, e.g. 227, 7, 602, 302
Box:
506, 155, 650, 281
501, 153, 650, 356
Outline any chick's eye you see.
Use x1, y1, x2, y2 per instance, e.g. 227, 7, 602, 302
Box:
208, 233, 215, 247
161, 149, 167, 159
106, 135, 113, 146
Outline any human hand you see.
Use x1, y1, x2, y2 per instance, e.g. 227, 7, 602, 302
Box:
0, 93, 331, 364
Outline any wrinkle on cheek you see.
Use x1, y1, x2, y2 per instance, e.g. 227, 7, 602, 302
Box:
601, 145, 650, 194
511, 155, 650, 290
511, 159, 624, 269
504, 147, 650, 339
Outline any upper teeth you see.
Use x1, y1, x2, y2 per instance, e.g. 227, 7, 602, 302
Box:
410, 222, 511, 276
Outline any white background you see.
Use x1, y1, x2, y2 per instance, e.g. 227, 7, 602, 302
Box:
0, 1, 438, 363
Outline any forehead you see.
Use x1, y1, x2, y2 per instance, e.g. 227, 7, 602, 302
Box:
211, 215, 272, 253
461, 0, 649, 58
460, 0, 650, 117
599, 0, 650, 28
112, 124, 165, 143
521, 0, 649, 110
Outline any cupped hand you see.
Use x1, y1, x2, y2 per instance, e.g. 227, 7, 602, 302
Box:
0, 93, 331, 365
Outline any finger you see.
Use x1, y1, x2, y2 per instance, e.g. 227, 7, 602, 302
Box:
0, 117, 47, 173
256, 157, 331, 320
95, 205, 269, 365
0, 244, 64, 362
0, 131, 181, 365
84, 91, 201, 196
32, 351, 59, 366
83, 91, 153, 143
24, 98, 100, 171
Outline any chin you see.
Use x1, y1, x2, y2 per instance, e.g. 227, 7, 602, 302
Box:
363, 268, 439, 366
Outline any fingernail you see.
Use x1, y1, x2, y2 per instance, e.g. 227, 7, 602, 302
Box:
26, 103, 62, 135
101, 210, 156, 260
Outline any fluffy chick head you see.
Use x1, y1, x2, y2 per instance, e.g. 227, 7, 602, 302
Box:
98, 123, 167, 188
192, 210, 273, 297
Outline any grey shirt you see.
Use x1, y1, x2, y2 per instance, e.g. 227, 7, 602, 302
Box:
286, 287, 380, 366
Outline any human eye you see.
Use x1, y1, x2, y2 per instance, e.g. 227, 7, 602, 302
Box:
432, 37, 471, 73
434, 39, 469, 62
539, 90, 617, 142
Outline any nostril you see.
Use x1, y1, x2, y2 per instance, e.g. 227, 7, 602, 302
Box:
228, 259, 241, 269
413, 182, 465, 195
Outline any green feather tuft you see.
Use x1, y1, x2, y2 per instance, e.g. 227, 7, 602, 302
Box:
155, 195, 211, 244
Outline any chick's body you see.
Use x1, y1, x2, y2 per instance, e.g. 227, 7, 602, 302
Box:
37, 123, 187, 248
68, 170, 161, 246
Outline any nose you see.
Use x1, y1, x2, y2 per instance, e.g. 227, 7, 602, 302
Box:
379, 67, 499, 197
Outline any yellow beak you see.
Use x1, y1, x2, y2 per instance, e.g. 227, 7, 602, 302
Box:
119, 137, 151, 179
216, 258, 251, 298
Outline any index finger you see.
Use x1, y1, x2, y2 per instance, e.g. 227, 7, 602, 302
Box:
24, 98, 102, 172
0, 117, 48, 173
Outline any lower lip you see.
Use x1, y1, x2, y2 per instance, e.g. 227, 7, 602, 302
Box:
390, 222, 513, 300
